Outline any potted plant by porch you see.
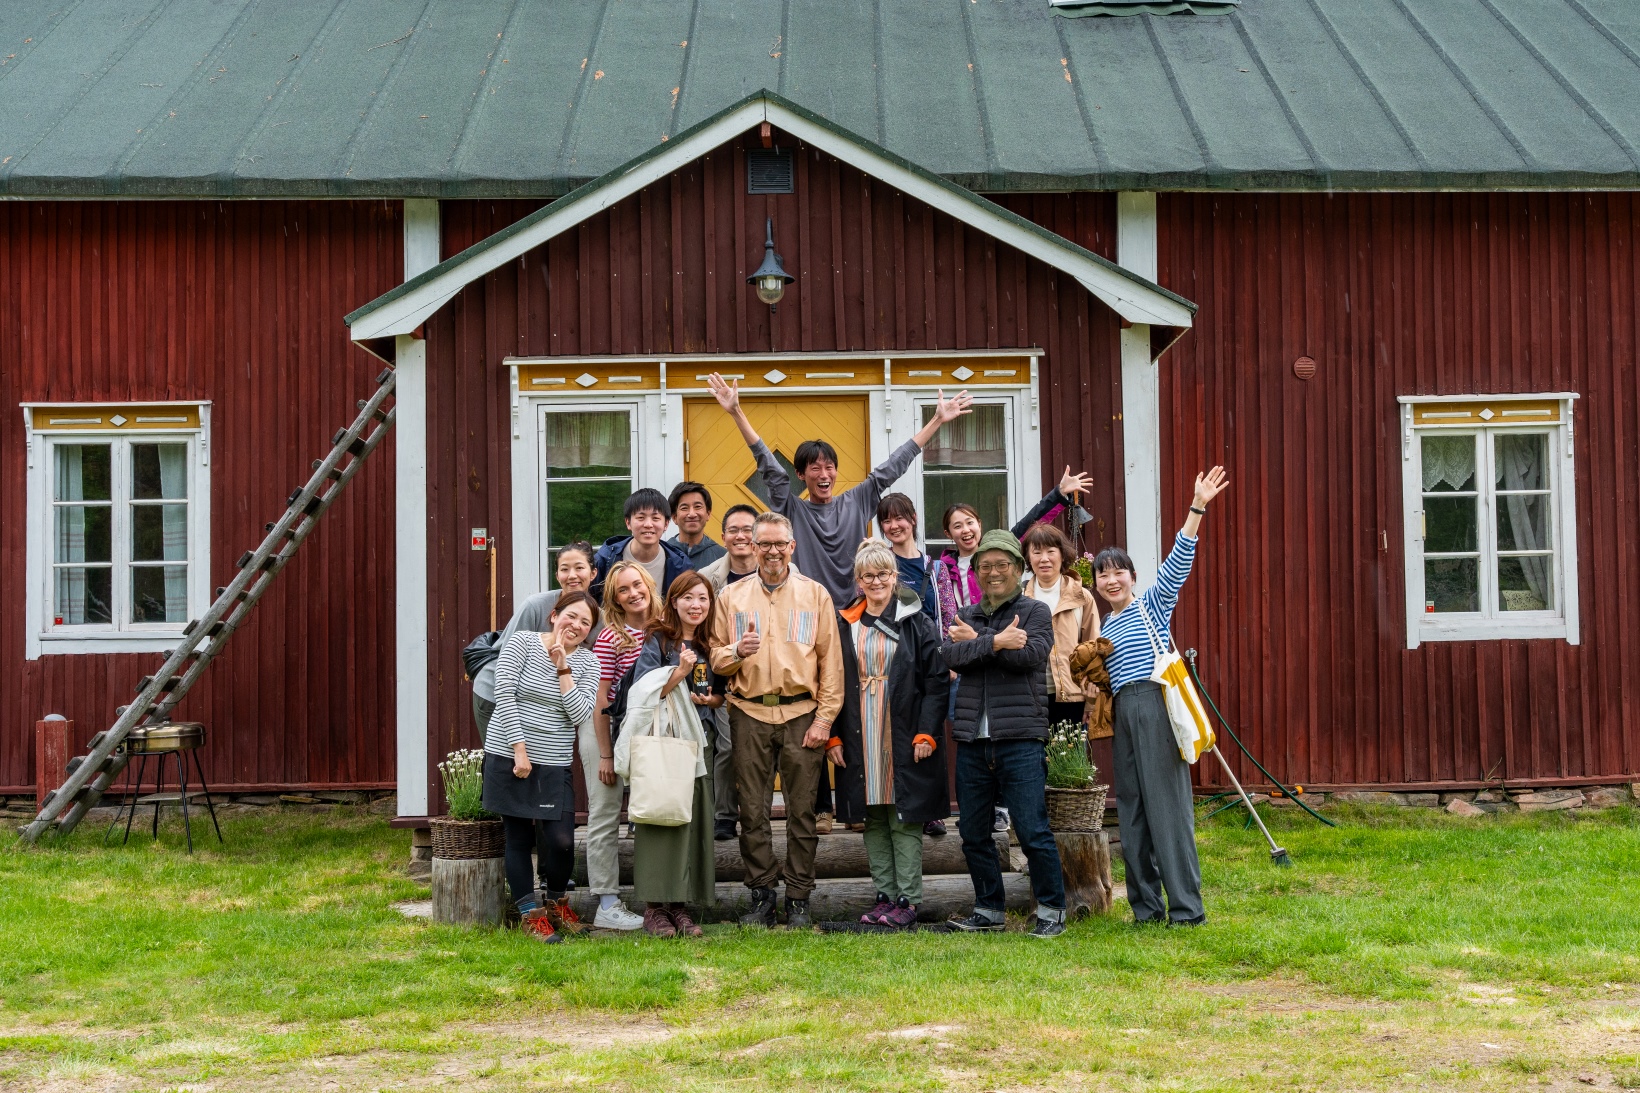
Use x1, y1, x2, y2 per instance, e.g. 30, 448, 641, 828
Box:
429, 749, 507, 926
1044, 720, 1107, 832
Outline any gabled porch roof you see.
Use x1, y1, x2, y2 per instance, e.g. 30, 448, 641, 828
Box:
345, 91, 1196, 349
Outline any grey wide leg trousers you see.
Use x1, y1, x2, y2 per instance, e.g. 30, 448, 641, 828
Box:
1112, 680, 1204, 924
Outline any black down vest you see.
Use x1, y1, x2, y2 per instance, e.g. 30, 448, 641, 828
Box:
943, 591, 1054, 744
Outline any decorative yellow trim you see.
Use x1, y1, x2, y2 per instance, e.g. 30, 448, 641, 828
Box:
1411, 399, 1561, 427
27, 404, 204, 432
511, 351, 1041, 393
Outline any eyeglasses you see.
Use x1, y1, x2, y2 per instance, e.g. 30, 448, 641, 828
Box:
753, 540, 792, 552
975, 561, 1017, 575
858, 572, 895, 585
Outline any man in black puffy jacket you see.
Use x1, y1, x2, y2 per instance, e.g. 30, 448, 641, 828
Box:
942, 529, 1068, 938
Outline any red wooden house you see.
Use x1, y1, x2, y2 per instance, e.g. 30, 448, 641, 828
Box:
4, 0, 1637, 816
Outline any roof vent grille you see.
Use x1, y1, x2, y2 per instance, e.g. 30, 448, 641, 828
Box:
747, 148, 794, 194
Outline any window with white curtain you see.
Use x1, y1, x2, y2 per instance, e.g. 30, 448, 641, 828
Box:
24, 405, 210, 656
1398, 395, 1578, 647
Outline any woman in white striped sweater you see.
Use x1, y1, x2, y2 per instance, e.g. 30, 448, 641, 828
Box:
483, 589, 602, 944
1092, 466, 1228, 928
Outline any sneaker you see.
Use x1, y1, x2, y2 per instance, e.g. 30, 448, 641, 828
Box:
592, 900, 645, 932
643, 905, 677, 938
883, 897, 918, 929
861, 892, 894, 925
1029, 915, 1067, 939
520, 907, 562, 944
714, 819, 738, 841
992, 807, 1011, 833
924, 819, 947, 837
814, 812, 834, 835
546, 895, 587, 937
1167, 915, 1208, 928
671, 906, 704, 937
947, 910, 1006, 933
784, 897, 812, 930
740, 886, 778, 928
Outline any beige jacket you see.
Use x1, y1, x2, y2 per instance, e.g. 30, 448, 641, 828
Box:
1023, 575, 1101, 702
709, 569, 843, 732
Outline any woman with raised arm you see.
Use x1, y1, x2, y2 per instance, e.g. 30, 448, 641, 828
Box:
625, 571, 724, 937
483, 591, 603, 944
1091, 466, 1230, 928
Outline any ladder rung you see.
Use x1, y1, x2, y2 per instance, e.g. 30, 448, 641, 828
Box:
376, 368, 393, 385
183, 619, 199, 635
135, 676, 153, 693
237, 551, 255, 569
331, 427, 347, 446
288, 488, 305, 506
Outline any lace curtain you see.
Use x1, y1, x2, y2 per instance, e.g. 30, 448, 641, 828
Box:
54, 446, 90, 623
543, 411, 630, 473
923, 405, 1006, 469
1496, 435, 1550, 607
1421, 435, 1475, 492
158, 444, 189, 621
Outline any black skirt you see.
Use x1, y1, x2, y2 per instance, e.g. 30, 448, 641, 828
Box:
481, 752, 573, 820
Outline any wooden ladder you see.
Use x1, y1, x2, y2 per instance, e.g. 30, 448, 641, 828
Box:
21, 367, 398, 843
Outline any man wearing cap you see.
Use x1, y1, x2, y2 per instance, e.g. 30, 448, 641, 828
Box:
942, 529, 1068, 938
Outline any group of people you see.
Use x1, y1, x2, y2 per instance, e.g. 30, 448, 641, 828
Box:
475, 373, 1230, 943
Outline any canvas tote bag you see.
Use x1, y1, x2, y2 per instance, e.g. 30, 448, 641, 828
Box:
1134, 597, 1216, 765
626, 694, 700, 827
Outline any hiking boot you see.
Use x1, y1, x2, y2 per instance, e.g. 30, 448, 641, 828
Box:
670, 905, 704, 937
714, 819, 738, 841
643, 904, 677, 938
739, 887, 778, 928
814, 812, 834, 835
546, 895, 587, 937
784, 897, 812, 930
947, 910, 1006, 933
1029, 915, 1067, 939
923, 819, 947, 837
861, 892, 894, 925
883, 897, 919, 930
519, 907, 562, 944
992, 807, 1011, 833
592, 900, 644, 931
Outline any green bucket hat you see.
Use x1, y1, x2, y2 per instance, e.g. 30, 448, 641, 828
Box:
973, 529, 1025, 570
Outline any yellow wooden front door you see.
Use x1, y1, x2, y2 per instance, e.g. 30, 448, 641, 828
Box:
684, 395, 870, 514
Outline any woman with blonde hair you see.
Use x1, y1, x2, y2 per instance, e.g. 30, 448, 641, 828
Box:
582, 559, 661, 932
829, 540, 950, 929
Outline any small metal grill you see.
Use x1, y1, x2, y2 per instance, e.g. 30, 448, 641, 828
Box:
747, 148, 794, 194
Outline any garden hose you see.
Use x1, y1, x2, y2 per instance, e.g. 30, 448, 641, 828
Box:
1184, 650, 1337, 830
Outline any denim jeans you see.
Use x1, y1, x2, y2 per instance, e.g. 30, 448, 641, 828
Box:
955, 739, 1065, 912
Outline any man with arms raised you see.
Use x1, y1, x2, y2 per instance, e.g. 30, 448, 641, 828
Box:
706, 373, 973, 605
710, 512, 843, 928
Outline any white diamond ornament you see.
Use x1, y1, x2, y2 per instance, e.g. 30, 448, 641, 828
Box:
574, 373, 597, 388
763, 370, 787, 384
1478, 408, 1494, 421
109, 415, 128, 426
951, 366, 975, 381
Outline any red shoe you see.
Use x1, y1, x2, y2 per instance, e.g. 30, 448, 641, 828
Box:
520, 908, 562, 944
670, 905, 704, 937
643, 905, 678, 938
861, 893, 894, 925
546, 895, 587, 937
883, 898, 918, 930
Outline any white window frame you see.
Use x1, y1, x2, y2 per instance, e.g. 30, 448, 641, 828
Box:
1398, 393, 1578, 648
895, 383, 1040, 552
22, 404, 212, 658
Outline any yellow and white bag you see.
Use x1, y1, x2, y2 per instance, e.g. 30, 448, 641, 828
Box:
1135, 597, 1215, 764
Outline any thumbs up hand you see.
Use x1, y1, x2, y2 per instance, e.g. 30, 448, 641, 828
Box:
992, 614, 1029, 651
737, 616, 763, 658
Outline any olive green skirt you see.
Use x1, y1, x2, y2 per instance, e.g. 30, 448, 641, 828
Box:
630, 770, 716, 905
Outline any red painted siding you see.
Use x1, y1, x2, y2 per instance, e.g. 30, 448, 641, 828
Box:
1160, 192, 1640, 789
417, 135, 1126, 808
0, 201, 403, 793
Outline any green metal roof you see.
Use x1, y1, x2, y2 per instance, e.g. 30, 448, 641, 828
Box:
2, 0, 1638, 197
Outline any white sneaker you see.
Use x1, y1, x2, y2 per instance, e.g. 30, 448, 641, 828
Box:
592, 901, 644, 931
992, 807, 1012, 833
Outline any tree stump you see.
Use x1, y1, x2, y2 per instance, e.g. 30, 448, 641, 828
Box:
1053, 830, 1113, 918
431, 856, 506, 926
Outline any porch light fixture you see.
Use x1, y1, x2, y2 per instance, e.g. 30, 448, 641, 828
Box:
747, 218, 794, 309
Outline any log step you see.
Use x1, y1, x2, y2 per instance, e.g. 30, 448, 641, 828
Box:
564, 872, 1031, 924
572, 827, 1014, 886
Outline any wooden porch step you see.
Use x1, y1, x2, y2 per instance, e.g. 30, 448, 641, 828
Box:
565, 872, 1031, 924
573, 826, 1015, 886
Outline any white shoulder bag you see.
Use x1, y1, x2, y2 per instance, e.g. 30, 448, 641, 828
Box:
625, 687, 700, 827
1135, 596, 1215, 765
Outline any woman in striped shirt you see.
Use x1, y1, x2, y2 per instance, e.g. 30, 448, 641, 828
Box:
584, 560, 661, 931
483, 590, 602, 943
1092, 466, 1228, 928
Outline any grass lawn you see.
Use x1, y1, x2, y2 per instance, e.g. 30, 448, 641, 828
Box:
2, 802, 1638, 1092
